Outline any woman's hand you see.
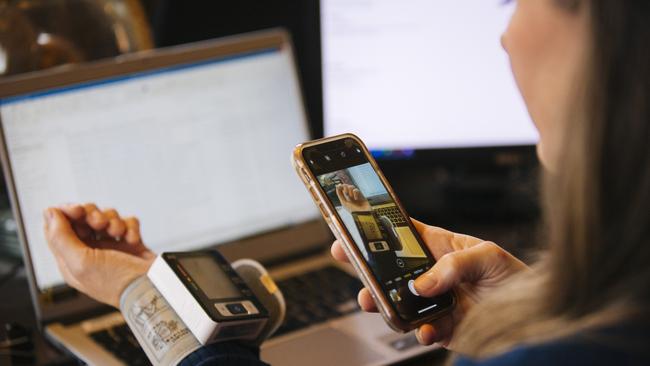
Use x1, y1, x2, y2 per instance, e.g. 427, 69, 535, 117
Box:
331, 219, 527, 349
336, 184, 371, 213
43, 203, 156, 308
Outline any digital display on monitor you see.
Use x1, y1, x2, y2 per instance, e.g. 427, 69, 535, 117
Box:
321, 0, 539, 150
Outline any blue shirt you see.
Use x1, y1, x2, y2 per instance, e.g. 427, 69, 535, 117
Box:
455, 336, 649, 366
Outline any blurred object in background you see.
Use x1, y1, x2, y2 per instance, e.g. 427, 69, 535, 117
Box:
0, 2, 154, 324
147, 0, 323, 137
0, 209, 19, 260
0, 323, 33, 364
0, 0, 153, 269
0, 0, 153, 77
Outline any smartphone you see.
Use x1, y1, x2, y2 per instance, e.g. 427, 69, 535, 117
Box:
292, 133, 455, 332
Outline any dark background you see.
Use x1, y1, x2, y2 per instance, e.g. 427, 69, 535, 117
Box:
1, 0, 541, 233
0, 1, 541, 364
143, 0, 541, 243
148, 0, 324, 138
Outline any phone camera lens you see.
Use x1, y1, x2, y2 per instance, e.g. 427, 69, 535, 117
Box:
340, 151, 346, 158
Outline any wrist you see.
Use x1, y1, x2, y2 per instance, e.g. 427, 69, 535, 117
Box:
113, 260, 152, 308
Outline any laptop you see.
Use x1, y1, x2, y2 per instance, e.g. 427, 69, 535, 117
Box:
0, 29, 439, 366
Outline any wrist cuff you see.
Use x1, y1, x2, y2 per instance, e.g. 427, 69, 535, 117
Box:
119, 276, 201, 366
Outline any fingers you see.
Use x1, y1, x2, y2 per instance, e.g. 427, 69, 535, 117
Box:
416, 315, 454, 346
72, 221, 92, 240
335, 184, 347, 202
411, 218, 439, 237
83, 203, 109, 231
344, 185, 353, 201
330, 241, 377, 313
61, 204, 92, 240
411, 219, 455, 257
345, 185, 361, 202
57, 203, 143, 245
124, 217, 141, 245
336, 184, 360, 202
44, 208, 89, 269
411, 218, 489, 262
104, 209, 127, 239
330, 240, 350, 263
60, 204, 86, 221
357, 287, 378, 312
414, 241, 503, 297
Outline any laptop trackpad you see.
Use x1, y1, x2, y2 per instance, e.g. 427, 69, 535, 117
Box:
261, 328, 383, 366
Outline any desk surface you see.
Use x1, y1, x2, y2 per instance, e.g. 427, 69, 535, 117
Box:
0, 261, 449, 366
0, 219, 536, 366
0, 219, 537, 366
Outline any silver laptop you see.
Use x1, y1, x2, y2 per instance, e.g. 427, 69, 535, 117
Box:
0, 29, 438, 366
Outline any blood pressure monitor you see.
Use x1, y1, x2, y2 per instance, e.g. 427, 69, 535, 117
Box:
147, 251, 269, 345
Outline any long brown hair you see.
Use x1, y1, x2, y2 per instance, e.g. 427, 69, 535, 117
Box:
452, 0, 650, 359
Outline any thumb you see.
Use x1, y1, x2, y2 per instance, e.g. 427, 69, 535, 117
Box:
414, 241, 500, 297
44, 208, 88, 262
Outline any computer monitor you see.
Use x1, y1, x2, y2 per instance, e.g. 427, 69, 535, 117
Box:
321, 0, 538, 153
0, 31, 317, 293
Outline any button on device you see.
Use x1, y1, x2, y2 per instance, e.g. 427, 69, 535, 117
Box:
226, 303, 248, 315
215, 301, 259, 317
407, 280, 420, 296
301, 168, 312, 182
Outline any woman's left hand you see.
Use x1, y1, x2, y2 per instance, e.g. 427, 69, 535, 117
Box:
43, 203, 156, 308
331, 219, 528, 349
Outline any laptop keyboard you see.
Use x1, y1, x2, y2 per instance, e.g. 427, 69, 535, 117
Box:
90, 324, 151, 365
88, 266, 361, 364
374, 206, 407, 225
273, 266, 363, 337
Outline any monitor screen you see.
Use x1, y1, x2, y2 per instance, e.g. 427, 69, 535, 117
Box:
321, 0, 538, 150
0, 47, 317, 291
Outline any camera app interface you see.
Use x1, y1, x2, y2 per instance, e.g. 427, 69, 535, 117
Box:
305, 139, 452, 320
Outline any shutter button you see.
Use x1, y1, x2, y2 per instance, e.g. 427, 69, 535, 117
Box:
407, 280, 420, 296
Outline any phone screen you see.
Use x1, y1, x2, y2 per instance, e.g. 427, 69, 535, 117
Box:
303, 137, 454, 321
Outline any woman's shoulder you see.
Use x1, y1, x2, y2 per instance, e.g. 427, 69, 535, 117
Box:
454, 324, 650, 366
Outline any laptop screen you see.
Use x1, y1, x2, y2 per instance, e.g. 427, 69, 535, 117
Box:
0, 46, 317, 292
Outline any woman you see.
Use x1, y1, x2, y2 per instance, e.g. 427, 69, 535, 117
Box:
44, 0, 650, 364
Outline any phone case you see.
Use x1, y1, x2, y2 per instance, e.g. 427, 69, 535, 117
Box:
291, 133, 455, 332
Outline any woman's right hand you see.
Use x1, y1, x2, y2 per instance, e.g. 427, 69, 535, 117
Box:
331, 219, 528, 349
44, 203, 155, 308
